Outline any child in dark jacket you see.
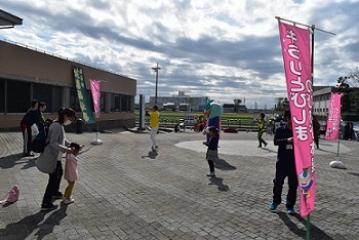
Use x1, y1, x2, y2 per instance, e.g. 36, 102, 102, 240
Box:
269, 110, 298, 215
203, 127, 219, 177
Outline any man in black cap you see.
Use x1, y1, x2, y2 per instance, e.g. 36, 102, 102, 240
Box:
21, 100, 37, 156
269, 110, 298, 215
20, 100, 46, 156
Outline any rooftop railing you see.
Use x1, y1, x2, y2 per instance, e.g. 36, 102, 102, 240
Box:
2, 38, 134, 80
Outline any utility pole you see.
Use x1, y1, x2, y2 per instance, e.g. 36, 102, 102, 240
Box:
152, 63, 161, 105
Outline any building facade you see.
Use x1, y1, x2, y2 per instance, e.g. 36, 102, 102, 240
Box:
149, 91, 208, 111
0, 40, 136, 130
313, 87, 335, 116
313, 86, 359, 117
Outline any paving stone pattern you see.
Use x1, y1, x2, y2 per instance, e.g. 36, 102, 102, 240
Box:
0, 130, 358, 240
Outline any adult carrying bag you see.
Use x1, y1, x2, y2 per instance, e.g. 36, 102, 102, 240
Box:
32, 123, 51, 153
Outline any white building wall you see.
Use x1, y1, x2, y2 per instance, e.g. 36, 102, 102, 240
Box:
313, 87, 333, 116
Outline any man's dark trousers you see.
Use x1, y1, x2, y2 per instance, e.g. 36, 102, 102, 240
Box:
272, 161, 298, 208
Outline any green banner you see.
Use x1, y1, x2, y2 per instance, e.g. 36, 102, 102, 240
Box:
72, 66, 96, 124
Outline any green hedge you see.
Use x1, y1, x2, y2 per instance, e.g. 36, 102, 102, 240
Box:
342, 114, 359, 121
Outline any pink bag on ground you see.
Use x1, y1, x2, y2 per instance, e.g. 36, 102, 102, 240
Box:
0, 185, 20, 204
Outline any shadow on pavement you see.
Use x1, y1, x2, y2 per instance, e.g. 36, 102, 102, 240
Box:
294, 214, 335, 240
1, 201, 16, 208
314, 148, 334, 154
347, 172, 359, 177
208, 177, 229, 192
214, 158, 236, 170
276, 212, 334, 240
35, 202, 69, 240
141, 151, 158, 160
21, 158, 37, 169
318, 143, 334, 147
0, 153, 36, 169
261, 148, 277, 154
0, 211, 47, 239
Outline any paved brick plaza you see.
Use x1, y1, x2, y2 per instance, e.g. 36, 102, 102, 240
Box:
0, 129, 358, 240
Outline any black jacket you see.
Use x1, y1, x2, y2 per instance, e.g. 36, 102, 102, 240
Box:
207, 136, 219, 150
273, 125, 295, 165
20, 109, 43, 128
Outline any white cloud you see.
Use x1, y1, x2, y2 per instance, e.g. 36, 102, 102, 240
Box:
1, 0, 359, 108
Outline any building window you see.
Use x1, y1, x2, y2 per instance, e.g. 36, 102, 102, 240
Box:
129, 96, 134, 112
121, 95, 129, 112
70, 88, 81, 112
100, 91, 105, 112
87, 90, 94, 113
0, 80, 4, 113
114, 94, 121, 112
7, 80, 31, 113
33, 83, 53, 113
52, 86, 62, 114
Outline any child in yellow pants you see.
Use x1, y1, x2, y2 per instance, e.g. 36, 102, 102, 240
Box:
63, 142, 82, 204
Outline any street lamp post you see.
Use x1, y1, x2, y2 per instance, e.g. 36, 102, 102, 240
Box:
152, 63, 161, 105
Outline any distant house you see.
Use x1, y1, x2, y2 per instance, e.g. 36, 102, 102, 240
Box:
162, 103, 176, 111
223, 103, 247, 113
178, 103, 191, 112
223, 103, 235, 113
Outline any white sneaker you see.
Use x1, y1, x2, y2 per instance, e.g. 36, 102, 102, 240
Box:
207, 171, 215, 177
63, 198, 75, 204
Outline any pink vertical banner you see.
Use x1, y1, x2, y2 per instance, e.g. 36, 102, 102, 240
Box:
89, 80, 101, 119
325, 93, 342, 140
279, 21, 316, 217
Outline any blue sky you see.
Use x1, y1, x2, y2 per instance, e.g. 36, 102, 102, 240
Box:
1, 0, 359, 109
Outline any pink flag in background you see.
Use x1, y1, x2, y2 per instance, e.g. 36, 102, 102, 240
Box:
89, 80, 101, 119
279, 21, 316, 217
325, 93, 342, 140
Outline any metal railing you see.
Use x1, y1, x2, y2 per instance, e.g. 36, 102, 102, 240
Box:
140, 119, 259, 129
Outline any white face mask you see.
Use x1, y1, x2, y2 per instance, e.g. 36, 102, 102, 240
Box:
63, 120, 72, 126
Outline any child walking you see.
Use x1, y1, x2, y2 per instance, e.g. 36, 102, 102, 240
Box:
63, 142, 82, 204
255, 113, 267, 148
146, 105, 160, 151
203, 127, 219, 177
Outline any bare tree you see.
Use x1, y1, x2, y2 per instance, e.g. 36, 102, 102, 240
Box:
337, 68, 359, 88
233, 98, 242, 113
336, 69, 359, 114
274, 97, 284, 110
348, 67, 359, 87
282, 97, 289, 109
337, 76, 350, 88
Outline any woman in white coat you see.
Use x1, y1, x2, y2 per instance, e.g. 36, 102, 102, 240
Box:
37, 108, 77, 211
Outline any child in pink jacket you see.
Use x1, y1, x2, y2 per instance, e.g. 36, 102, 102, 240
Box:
63, 142, 82, 204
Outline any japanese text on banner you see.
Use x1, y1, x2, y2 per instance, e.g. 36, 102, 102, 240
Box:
279, 21, 316, 217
